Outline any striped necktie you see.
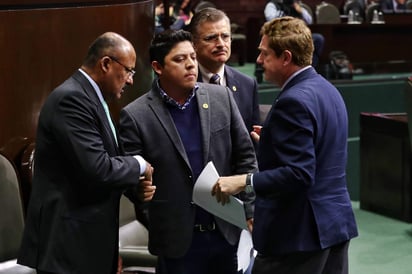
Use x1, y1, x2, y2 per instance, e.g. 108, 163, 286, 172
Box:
102, 100, 118, 146
209, 74, 221, 85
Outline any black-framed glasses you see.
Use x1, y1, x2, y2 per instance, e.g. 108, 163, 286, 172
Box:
108, 56, 136, 77
202, 33, 232, 44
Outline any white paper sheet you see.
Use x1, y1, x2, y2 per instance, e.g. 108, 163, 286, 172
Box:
192, 161, 248, 230
237, 229, 255, 271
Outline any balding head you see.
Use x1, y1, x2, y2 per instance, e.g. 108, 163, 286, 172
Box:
83, 32, 135, 68
81, 32, 137, 101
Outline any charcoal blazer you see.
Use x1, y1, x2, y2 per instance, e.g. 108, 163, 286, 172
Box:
119, 81, 257, 258
18, 70, 142, 274
252, 67, 358, 255
198, 65, 260, 132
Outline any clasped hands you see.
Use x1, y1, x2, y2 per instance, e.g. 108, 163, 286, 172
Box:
137, 162, 156, 202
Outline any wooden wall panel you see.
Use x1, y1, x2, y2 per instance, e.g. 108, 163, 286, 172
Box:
0, 0, 154, 149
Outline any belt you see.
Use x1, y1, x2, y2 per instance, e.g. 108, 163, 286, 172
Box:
194, 222, 216, 232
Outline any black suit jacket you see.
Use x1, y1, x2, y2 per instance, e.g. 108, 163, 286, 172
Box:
198, 65, 260, 132
18, 70, 142, 274
119, 81, 257, 257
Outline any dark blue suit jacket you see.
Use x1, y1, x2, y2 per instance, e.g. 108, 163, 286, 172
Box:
252, 67, 358, 255
198, 65, 260, 132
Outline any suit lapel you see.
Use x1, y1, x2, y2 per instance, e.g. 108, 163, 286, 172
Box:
147, 89, 191, 167
72, 71, 120, 155
196, 85, 211, 165
224, 65, 240, 94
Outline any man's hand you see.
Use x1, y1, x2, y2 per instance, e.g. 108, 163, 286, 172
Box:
137, 162, 156, 202
251, 125, 262, 142
143, 162, 153, 181
247, 218, 254, 233
116, 255, 123, 274
212, 174, 248, 205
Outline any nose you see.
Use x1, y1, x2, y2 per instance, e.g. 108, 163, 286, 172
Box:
256, 53, 263, 64
186, 57, 197, 68
126, 74, 134, 85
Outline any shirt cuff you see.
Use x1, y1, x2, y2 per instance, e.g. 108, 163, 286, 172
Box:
133, 155, 147, 175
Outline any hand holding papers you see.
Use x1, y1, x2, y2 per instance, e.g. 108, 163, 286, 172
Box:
192, 162, 248, 230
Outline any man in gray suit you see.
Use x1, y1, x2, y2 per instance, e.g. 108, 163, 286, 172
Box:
119, 30, 257, 274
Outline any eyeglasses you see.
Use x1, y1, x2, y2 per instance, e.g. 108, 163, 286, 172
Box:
108, 56, 136, 77
201, 33, 232, 44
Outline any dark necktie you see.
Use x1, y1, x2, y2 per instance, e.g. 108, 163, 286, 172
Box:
209, 74, 221, 85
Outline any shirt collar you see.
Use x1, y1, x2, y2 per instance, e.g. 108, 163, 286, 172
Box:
78, 68, 106, 106
281, 66, 312, 90
157, 79, 199, 110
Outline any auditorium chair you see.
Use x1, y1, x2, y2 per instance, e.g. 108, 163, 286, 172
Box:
119, 195, 157, 274
0, 152, 36, 274
343, 0, 366, 22
0, 137, 35, 215
365, 2, 382, 22
315, 1, 341, 24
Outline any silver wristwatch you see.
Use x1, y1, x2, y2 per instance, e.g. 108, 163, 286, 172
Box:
245, 173, 254, 194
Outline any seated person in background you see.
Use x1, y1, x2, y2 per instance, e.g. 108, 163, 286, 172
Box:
380, 0, 407, 11
155, 0, 192, 34
264, 0, 324, 68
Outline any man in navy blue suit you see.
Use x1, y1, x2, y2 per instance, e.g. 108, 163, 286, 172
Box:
188, 7, 260, 134
212, 17, 358, 274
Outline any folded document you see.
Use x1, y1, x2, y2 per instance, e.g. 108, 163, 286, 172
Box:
192, 161, 248, 230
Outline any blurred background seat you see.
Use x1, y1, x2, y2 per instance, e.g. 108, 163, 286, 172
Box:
119, 195, 157, 274
0, 152, 36, 274
365, 2, 382, 22
316, 1, 341, 24
343, 0, 366, 22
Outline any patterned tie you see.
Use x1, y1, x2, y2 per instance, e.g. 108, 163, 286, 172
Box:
102, 100, 118, 146
209, 74, 221, 85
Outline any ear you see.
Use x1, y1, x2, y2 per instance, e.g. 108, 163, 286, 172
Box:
282, 50, 293, 66
151, 61, 163, 75
101, 56, 111, 73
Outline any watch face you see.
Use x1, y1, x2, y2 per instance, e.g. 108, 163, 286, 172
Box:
245, 185, 254, 194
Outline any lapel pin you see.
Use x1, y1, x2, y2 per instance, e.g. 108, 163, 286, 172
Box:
203, 103, 209, 109
232, 86, 237, 92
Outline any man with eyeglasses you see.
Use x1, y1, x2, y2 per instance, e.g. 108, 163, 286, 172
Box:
188, 7, 260, 136
17, 32, 155, 274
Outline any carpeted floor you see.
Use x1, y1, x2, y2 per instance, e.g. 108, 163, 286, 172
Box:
350, 201, 412, 274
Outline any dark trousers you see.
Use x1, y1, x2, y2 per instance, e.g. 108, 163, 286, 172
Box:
156, 229, 238, 274
252, 240, 350, 274
37, 271, 56, 274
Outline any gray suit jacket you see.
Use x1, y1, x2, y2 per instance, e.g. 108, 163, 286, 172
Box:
119, 81, 257, 258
